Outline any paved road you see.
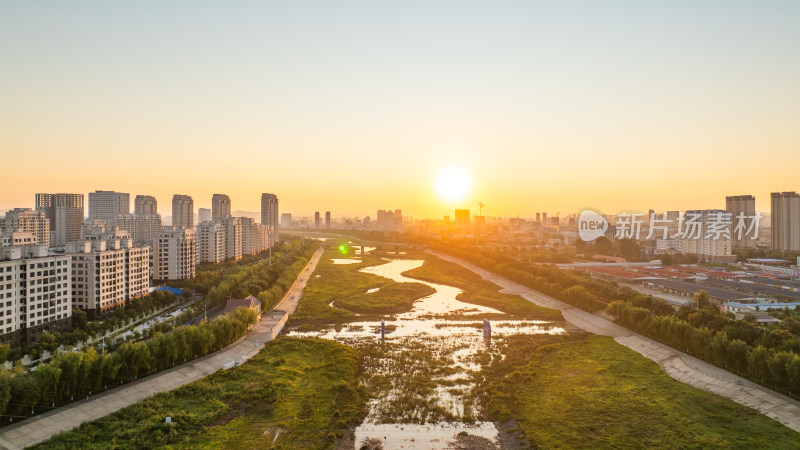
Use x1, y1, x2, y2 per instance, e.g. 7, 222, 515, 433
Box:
0, 247, 324, 450
427, 249, 800, 434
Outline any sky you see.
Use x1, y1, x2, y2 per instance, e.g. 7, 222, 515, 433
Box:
1, 1, 799, 219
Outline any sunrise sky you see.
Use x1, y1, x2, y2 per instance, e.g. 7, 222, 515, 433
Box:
1, 1, 799, 219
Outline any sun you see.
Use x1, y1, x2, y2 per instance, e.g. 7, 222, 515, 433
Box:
435, 168, 471, 202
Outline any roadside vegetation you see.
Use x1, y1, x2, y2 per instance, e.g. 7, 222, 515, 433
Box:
0, 308, 257, 425
479, 333, 800, 447
33, 337, 366, 449
172, 239, 318, 311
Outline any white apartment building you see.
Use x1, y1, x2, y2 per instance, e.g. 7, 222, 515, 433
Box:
0, 208, 50, 247
197, 221, 226, 263
112, 213, 162, 244
35, 193, 84, 246
154, 227, 196, 280
172, 195, 194, 228
226, 217, 243, 261
681, 210, 735, 263
241, 217, 270, 256
67, 228, 149, 318
88, 191, 130, 220
134, 195, 158, 216
0, 246, 72, 345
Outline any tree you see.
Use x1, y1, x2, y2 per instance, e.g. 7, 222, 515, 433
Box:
72, 309, 88, 330
693, 290, 710, 309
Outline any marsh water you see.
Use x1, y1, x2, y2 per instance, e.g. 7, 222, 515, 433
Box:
288, 256, 564, 448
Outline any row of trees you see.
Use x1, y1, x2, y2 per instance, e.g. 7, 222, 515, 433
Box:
608, 300, 800, 396
1, 288, 190, 364
0, 239, 318, 424
173, 240, 316, 311
0, 308, 257, 421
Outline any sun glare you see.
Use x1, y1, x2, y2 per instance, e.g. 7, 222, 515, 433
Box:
435, 168, 471, 202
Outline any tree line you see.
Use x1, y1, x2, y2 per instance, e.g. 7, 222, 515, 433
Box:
0, 307, 257, 423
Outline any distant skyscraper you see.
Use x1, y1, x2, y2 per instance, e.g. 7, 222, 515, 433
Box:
281, 213, 292, 228
134, 195, 157, 216
771, 192, 800, 252
325, 211, 331, 229
314, 211, 321, 229
376, 209, 402, 233
88, 190, 130, 220
198, 208, 212, 223
536, 212, 541, 223
172, 195, 194, 228
35, 193, 84, 246
726, 195, 757, 249
261, 193, 279, 245
455, 209, 470, 230
211, 194, 232, 221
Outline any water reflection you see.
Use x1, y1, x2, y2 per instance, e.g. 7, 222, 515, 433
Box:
288, 259, 563, 449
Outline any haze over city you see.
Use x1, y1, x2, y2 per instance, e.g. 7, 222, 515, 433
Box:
2, 1, 800, 217
3, 2, 800, 449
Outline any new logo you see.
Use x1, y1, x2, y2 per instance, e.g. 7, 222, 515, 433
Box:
578, 209, 608, 242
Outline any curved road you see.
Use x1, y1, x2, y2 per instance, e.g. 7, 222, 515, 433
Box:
427, 249, 800, 434
0, 247, 324, 450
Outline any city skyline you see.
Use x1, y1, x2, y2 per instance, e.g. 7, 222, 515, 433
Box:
2, 2, 799, 217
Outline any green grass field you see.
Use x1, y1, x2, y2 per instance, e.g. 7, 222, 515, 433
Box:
480, 334, 800, 448
34, 338, 365, 450
289, 250, 434, 324
402, 251, 563, 321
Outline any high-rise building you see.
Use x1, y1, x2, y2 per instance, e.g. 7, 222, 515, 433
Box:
681, 210, 734, 262
154, 227, 196, 280
111, 213, 162, 244
212, 194, 232, 221
325, 211, 331, 229
376, 209, 403, 233
35, 193, 84, 246
261, 193, 279, 245
88, 191, 130, 220
172, 195, 194, 228
536, 213, 541, 223
134, 195, 158, 216
0, 246, 72, 345
226, 217, 243, 261
67, 227, 149, 318
0, 208, 50, 247
771, 192, 800, 252
314, 212, 321, 229
241, 217, 270, 256
281, 213, 292, 228
725, 195, 757, 249
197, 221, 227, 263
455, 209, 470, 230
198, 208, 212, 223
